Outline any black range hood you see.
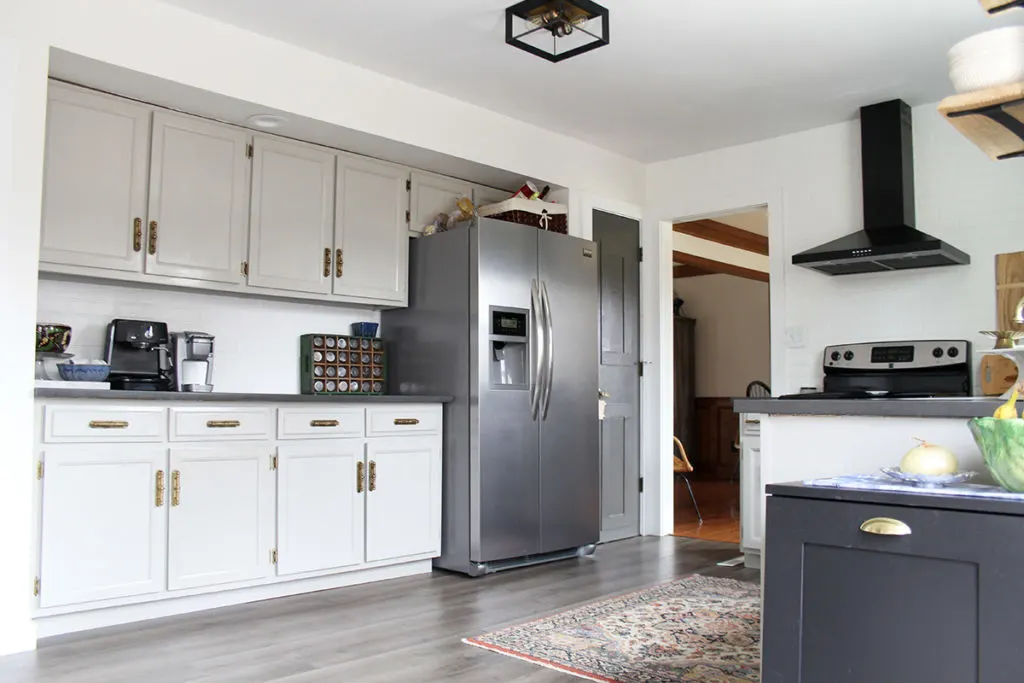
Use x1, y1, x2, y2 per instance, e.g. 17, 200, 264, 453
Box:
792, 99, 970, 275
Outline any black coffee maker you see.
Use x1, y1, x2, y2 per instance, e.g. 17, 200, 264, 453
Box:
104, 319, 173, 391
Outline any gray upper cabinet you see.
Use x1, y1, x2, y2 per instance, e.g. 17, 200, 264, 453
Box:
409, 171, 472, 236
40, 83, 151, 273
247, 137, 335, 295
333, 155, 410, 305
146, 111, 250, 285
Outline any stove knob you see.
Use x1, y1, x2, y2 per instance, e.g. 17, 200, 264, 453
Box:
947, 346, 960, 358
932, 347, 944, 358
843, 350, 854, 361
830, 351, 841, 362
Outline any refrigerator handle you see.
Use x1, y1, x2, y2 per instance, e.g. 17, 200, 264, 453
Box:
530, 279, 543, 421
540, 280, 555, 420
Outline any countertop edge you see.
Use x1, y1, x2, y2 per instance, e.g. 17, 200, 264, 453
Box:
733, 397, 1014, 419
34, 388, 454, 403
767, 482, 1024, 515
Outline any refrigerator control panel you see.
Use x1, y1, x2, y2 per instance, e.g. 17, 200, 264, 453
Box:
491, 309, 527, 338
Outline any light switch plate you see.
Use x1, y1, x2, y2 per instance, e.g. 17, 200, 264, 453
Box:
785, 326, 806, 349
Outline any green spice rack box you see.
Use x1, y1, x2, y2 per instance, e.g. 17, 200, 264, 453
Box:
300, 334, 386, 395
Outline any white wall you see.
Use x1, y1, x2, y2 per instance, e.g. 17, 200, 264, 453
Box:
37, 280, 376, 393
649, 101, 1024, 396
673, 275, 770, 397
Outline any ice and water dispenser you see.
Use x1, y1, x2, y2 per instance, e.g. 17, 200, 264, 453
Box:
489, 308, 529, 388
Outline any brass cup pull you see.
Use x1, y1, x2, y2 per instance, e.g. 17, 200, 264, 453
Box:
310, 419, 340, 428
393, 418, 420, 426
148, 220, 158, 255
206, 420, 241, 428
89, 420, 129, 429
133, 217, 143, 252
323, 248, 331, 277
155, 470, 165, 507
171, 470, 181, 507
336, 248, 343, 278
356, 461, 365, 493
369, 460, 377, 492
859, 517, 911, 536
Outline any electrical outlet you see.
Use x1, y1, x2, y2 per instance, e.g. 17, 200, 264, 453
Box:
785, 326, 806, 349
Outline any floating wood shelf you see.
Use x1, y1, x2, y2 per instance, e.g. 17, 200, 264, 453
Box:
980, 0, 1024, 14
939, 82, 1024, 160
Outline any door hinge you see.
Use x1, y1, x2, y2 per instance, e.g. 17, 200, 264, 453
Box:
638, 247, 643, 262
33, 577, 40, 597
639, 477, 645, 493
270, 454, 278, 470
406, 179, 412, 192
638, 362, 644, 378
36, 461, 43, 480
246, 143, 254, 158
241, 261, 249, 277
405, 209, 411, 224
270, 549, 278, 565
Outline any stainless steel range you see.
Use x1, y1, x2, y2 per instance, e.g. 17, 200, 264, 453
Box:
781, 340, 972, 399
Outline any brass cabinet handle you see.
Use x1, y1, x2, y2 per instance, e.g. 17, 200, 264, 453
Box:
89, 420, 129, 429
369, 460, 377, 492
155, 470, 165, 507
133, 217, 142, 252
206, 420, 241, 428
356, 461, 365, 493
148, 220, 158, 255
323, 248, 331, 277
171, 470, 181, 507
336, 248, 343, 278
859, 517, 911, 536
310, 419, 340, 428
393, 418, 420, 426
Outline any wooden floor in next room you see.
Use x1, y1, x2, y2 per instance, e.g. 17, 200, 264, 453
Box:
674, 478, 741, 544
0, 537, 755, 683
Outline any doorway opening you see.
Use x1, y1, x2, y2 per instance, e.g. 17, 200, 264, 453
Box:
670, 208, 770, 546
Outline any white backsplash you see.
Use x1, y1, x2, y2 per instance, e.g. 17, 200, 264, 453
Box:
36, 277, 380, 394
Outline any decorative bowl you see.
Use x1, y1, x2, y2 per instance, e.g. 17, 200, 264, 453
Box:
880, 467, 977, 488
948, 26, 1024, 93
979, 330, 1024, 349
36, 323, 72, 354
968, 417, 1024, 492
57, 361, 110, 382
351, 322, 379, 338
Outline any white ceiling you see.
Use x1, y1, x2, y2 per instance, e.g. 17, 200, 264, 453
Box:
156, 0, 1019, 162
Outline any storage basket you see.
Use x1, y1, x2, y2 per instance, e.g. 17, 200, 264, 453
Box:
478, 198, 568, 234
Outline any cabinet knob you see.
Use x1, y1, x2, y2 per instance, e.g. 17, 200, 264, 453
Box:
206, 420, 241, 428
393, 418, 420, 426
310, 419, 340, 428
89, 420, 129, 429
859, 517, 911, 536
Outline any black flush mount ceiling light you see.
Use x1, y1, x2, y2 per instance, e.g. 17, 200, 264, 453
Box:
505, 0, 609, 63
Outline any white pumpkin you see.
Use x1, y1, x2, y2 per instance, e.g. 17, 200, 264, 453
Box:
900, 438, 958, 475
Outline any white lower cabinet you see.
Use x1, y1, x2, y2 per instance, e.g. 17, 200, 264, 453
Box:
167, 446, 275, 590
365, 437, 442, 563
276, 441, 365, 575
38, 445, 167, 608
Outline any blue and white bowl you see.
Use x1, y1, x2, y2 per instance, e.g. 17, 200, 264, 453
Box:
57, 361, 110, 382
880, 467, 977, 488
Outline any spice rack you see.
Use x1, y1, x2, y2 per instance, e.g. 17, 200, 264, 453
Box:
300, 334, 386, 395
939, 83, 1024, 160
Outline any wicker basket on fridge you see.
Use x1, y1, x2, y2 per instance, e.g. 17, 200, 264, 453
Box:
478, 198, 568, 234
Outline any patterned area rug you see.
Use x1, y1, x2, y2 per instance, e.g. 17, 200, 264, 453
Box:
464, 574, 760, 682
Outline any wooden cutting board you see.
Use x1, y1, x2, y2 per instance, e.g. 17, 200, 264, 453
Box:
996, 251, 1024, 331
980, 354, 1019, 396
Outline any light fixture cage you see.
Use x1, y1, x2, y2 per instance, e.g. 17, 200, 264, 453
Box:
505, 0, 609, 63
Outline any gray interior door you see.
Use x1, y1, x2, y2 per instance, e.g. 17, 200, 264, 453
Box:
594, 210, 641, 543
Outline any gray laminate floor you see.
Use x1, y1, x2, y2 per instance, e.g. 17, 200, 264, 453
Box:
0, 537, 757, 682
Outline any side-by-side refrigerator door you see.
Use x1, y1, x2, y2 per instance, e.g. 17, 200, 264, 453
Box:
471, 219, 542, 563
537, 230, 600, 554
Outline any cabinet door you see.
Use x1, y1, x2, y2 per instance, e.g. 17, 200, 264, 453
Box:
365, 437, 441, 563
472, 184, 509, 209
40, 83, 150, 272
38, 445, 166, 607
277, 442, 365, 575
167, 446, 274, 590
333, 156, 409, 303
146, 111, 250, 284
248, 137, 335, 294
740, 437, 762, 552
409, 171, 472, 236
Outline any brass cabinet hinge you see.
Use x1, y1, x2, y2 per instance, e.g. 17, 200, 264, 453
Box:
270, 454, 278, 470
406, 179, 411, 192
33, 577, 40, 597
36, 461, 43, 480
271, 549, 278, 565
405, 209, 411, 224
246, 143, 254, 158
241, 261, 249, 277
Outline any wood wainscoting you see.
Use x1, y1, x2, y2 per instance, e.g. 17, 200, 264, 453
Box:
693, 398, 740, 480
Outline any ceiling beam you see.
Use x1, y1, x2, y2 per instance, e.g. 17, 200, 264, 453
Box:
673, 250, 769, 283
672, 219, 769, 255
673, 264, 711, 279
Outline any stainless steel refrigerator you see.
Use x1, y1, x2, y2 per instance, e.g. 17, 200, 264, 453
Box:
382, 218, 599, 576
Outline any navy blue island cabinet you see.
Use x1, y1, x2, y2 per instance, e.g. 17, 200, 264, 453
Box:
761, 483, 1024, 683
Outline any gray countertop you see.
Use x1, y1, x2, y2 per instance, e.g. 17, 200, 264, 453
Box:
768, 482, 1024, 516
35, 388, 453, 403
733, 397, 1016, 419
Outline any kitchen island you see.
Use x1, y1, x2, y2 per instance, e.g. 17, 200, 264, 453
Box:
32, 390, 449, 637
732, 397, 1011, 568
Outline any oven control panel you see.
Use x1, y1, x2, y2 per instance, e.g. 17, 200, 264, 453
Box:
824, 340, 970, 371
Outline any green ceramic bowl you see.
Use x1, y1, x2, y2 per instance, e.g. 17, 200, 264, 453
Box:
968, 417, 1024, 492
36, 323, 72, 354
